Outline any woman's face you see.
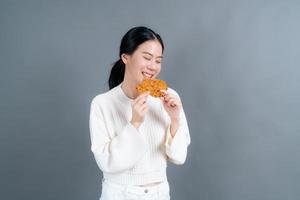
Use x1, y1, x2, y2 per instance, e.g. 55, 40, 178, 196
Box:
122, 39, 163, 84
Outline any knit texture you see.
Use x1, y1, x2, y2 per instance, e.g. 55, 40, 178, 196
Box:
89, 82, 191, 185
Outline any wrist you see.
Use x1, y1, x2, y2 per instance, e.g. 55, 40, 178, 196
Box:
130, 120, 141, 129
171, 117, 180, 124
170, 121, 179, 137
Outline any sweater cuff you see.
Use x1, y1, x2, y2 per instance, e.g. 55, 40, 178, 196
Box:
165, 124, 189, 164
165, 124, 187, 151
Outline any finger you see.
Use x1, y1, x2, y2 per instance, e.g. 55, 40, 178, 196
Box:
133, 92, 150, 104
141, 104, 149, 112
137, 104, 147, 112
137, 100, 149, 109
159, 90, 168, 97
160, 92, 169, 101
160, 89, 169, 94
134, 93, 149, 105
164, 92, 176, 100
165, 93, 177, 102
168, 99, 176, 107
137, 92, 149, 100
164, 95, 172, 102
140, 104, 149, 114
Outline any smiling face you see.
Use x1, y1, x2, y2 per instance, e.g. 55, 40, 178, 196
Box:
121, 39, 163, 85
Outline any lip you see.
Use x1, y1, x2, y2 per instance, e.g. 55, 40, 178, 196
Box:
142, 72, 154, 79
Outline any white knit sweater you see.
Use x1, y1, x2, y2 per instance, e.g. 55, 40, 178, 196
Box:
89, 82, 191, 185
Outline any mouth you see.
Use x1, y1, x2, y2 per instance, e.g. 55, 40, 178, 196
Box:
142, 72, 154, 79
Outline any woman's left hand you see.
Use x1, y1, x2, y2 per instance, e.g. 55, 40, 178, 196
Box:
159, 90, 182, 121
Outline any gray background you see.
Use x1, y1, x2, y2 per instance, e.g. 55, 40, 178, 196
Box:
1, 0, 300, 200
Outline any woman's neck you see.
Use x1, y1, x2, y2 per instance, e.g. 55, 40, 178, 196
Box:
121, 79, 139, 100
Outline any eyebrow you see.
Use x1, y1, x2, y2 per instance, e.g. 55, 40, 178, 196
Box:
142, 51, 163, 58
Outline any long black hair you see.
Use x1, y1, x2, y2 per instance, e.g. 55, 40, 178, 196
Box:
108, 26, 164, 89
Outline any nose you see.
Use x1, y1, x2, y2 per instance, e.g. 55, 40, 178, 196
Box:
147, 63, 157, 71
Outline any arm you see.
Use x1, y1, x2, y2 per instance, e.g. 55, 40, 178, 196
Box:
165, 108, 191, 164
162, 89, 191, 165
89, 101, 147, 173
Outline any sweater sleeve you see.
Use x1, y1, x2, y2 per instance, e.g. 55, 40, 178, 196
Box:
89, 100, 148, 173
164, 89, 191, 165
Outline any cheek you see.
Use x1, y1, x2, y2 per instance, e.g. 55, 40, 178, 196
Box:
140, 59, 150, 67
128, 59, 142, 72
156, 65, 162, 73
133, 57, 148, 68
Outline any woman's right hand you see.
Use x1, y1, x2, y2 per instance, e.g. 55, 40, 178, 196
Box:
130, 92, 150, 129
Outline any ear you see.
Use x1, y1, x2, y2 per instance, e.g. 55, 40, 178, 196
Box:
121, 53, 129, 65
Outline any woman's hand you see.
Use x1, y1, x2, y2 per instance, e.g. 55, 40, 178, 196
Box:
160, 90, 182, 121
160, 90, 182, 137
130, 92, 150, 129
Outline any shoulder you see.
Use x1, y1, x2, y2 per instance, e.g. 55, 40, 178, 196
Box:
90, 87, 117, 107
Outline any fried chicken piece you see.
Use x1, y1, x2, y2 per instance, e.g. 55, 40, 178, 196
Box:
136, 79, 168, 97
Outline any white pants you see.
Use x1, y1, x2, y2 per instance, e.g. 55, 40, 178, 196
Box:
99, 179, 171, 200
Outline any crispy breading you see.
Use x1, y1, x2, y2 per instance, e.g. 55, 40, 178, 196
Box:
136, 79, 168, 97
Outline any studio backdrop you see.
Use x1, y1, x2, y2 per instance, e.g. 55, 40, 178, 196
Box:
1, 0, 300, 200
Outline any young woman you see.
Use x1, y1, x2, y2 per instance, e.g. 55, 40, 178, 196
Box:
89, 26, 191, 200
